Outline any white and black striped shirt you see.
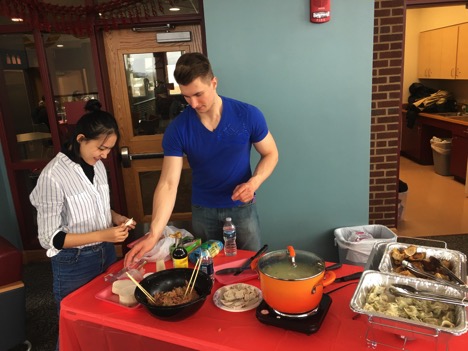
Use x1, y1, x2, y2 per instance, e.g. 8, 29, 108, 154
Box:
30, 152, 112, 257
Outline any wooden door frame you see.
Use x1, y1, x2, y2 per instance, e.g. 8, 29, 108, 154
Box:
101, 26, 203, 223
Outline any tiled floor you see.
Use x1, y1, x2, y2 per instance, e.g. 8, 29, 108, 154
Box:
396, 157, 468, 237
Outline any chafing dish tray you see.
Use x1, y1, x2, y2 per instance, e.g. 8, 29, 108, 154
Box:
365, 241, 392, 271
350, 271, 468, 339
378, 242, 467, 283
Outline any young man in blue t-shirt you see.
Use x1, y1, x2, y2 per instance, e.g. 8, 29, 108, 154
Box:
125, 52, 278, 266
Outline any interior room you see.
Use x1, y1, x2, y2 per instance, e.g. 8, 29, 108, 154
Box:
398, 3, 468, 238
1, 1, 468, 351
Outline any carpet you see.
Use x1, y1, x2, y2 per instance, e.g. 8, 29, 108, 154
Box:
10, 261, 56, 351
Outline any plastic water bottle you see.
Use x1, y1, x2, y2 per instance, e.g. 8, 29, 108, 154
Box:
223, 217, 237, 256
200, 249, 214, 281
188, 240, 223, 263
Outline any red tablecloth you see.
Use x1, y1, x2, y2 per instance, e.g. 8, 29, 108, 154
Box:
60, 250, 467, 351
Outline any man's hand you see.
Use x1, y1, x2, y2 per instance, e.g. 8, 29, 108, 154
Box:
124, 234, 159, 267
231, 181, 256, 203
232, 131, 278, 203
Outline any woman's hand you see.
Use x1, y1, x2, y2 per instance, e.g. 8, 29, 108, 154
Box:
123, 217, 136, 230
99, 225, 129, 243
111, 211, 136, 230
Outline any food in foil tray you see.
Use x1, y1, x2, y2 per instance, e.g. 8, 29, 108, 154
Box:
363, 285, 457, 328
390, 245, 454, 281
350, 271, 467, 337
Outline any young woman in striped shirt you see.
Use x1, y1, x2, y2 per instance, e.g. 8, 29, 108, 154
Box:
30, 108, 134, 313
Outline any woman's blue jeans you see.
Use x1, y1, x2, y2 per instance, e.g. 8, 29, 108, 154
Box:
191, 201, 262, 251
51, 242, 116, 311
52, 242, 116, 350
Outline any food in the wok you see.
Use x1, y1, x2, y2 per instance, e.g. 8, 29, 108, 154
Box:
363, 285, 456, 328
153, 282, 199, 306
390, 245, 453, 281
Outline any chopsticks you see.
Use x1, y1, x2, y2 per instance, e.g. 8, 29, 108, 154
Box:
125, 272, 157, 305
184, 258, 201, 298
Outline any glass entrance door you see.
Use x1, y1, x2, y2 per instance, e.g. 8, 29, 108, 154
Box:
103, 25, 203, 223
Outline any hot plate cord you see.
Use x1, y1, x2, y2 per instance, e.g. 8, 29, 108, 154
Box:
325, 282, 361, 320
325, 281, 358, 295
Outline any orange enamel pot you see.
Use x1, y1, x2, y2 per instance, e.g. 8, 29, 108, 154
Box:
256, 246, 335, 314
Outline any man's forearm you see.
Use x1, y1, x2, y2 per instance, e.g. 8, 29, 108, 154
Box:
250, 152, 279, 191
149, 182, 178, 241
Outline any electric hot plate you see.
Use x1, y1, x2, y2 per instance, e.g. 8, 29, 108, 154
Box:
255, 294, 332, 335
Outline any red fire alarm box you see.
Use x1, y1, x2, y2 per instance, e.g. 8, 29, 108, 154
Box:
310, 0, 331, 23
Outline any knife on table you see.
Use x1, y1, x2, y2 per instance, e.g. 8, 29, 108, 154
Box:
216, 244, 269, 276
334, 272, 363, 282
326, 263, 342, 271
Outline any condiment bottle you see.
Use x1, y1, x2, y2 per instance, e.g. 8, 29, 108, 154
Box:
172, 238, 188, 268
200, 249, 214, 281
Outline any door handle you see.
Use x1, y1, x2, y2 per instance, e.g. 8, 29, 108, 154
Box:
120, 146, 163, 168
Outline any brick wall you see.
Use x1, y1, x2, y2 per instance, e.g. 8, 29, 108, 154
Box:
369, 0, 405, 227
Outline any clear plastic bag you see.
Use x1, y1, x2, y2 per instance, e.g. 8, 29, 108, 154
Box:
430, 136, 452, 155
348, 231, 374, 242
334, 225, 397, 266
130, 226, 194, 262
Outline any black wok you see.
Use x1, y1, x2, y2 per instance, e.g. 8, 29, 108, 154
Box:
135, 268, 213, 321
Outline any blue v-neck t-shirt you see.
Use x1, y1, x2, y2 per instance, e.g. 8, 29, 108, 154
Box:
162, 96, 269, 208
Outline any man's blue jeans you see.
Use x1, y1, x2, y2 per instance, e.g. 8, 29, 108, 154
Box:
191, 201, 262, 251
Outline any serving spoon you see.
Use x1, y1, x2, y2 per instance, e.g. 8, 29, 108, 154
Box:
389, 284, 468, 306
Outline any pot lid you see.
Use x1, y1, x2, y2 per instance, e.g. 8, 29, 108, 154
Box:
258, 246, 325, 280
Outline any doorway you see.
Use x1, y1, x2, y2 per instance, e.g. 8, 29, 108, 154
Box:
399, 3, 468, 236
103, 25, 203, 224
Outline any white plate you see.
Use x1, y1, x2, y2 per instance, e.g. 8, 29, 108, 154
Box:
213, 283, 262, 312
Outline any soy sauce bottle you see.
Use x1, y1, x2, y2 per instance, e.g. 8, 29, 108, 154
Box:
200, 249, 214, 281
172, 238, 188, 268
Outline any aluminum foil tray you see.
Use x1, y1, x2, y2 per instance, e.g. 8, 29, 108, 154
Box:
378, 242, 467, 282
350, 270, 468, 338
364, 241, 391, 271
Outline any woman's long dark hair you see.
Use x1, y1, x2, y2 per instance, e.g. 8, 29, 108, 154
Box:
65, 110, 120, 162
